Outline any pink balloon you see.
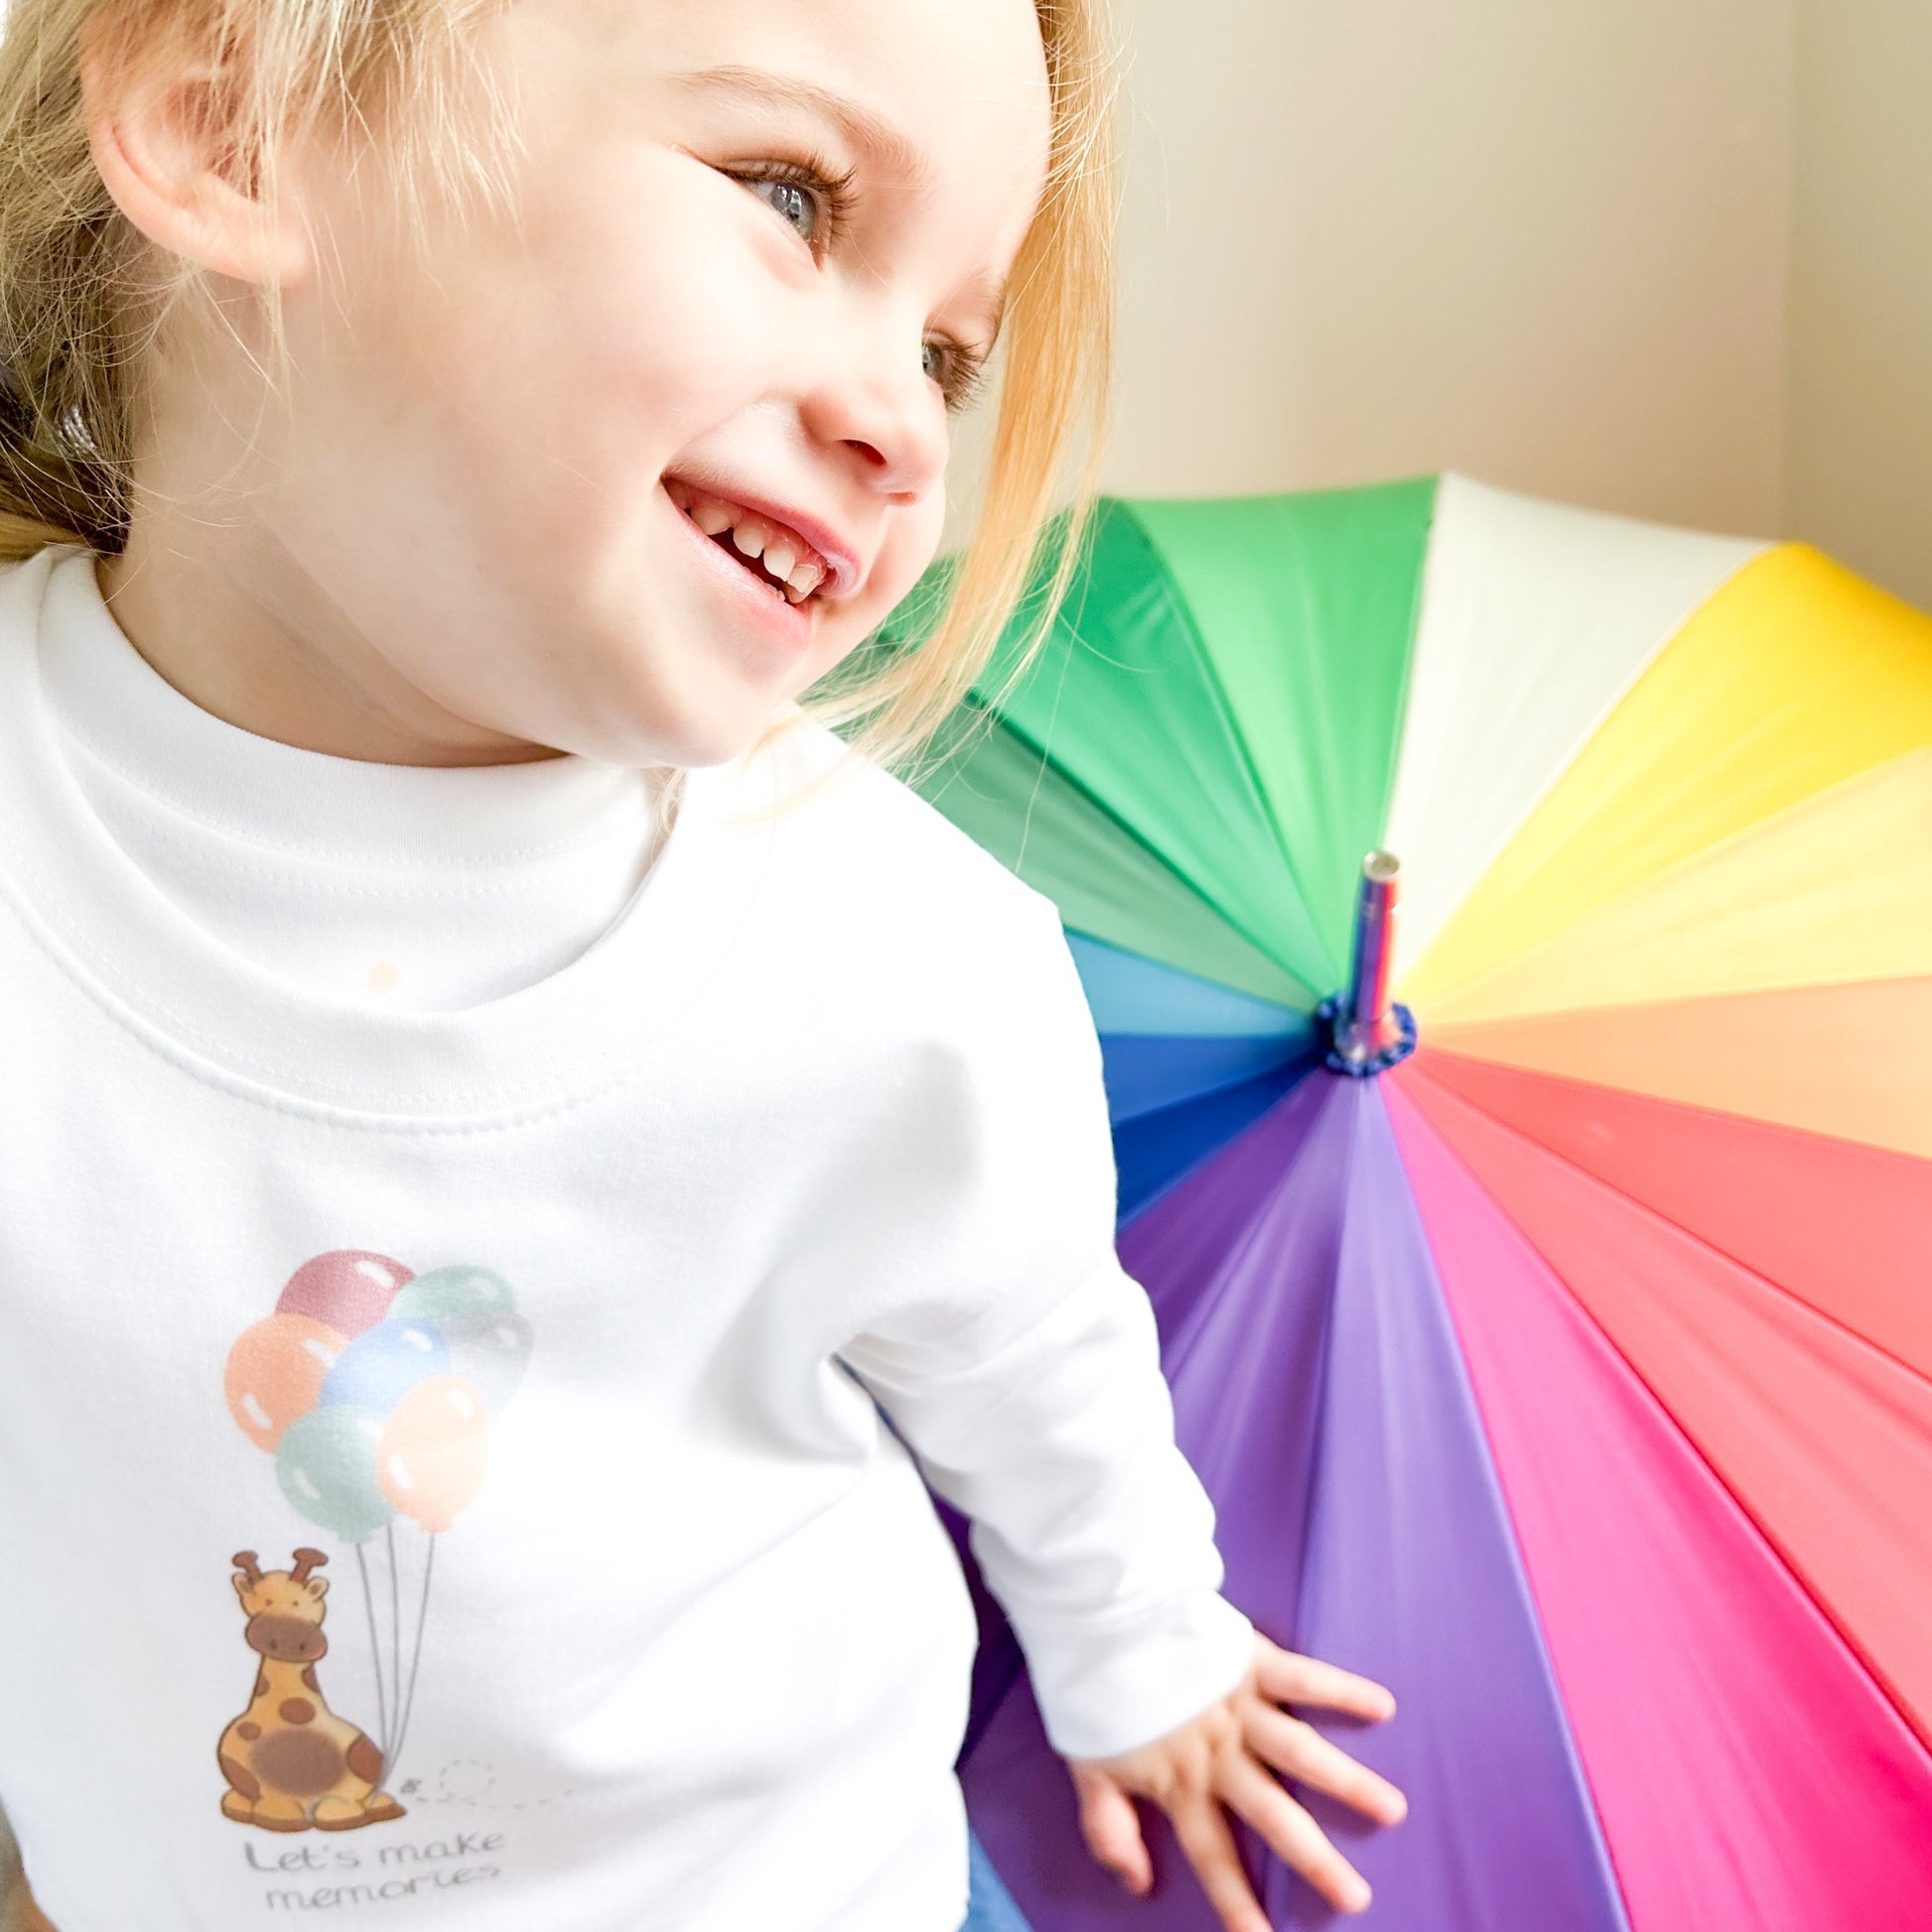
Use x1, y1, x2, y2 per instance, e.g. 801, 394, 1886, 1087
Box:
275, 1250, 413, 1339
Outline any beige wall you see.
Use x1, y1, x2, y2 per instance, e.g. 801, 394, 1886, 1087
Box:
948, 0, 1800, 555
1106, 0, 1800, 537
1785, 0, 1932, 612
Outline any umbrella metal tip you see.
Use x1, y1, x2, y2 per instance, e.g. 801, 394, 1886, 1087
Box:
1363, 849, 1401, 883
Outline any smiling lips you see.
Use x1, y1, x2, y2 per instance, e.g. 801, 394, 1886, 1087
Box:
664, 478, 832, 606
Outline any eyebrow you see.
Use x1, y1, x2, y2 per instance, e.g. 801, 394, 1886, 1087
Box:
671, 63, 934, 190
669, 63, 1011, 345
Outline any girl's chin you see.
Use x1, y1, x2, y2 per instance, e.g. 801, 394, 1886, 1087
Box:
633, 641, 811, 768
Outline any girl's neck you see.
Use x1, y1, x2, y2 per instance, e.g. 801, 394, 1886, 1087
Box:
96, 524, 571, 769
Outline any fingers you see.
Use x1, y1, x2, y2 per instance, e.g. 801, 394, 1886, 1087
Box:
1243, 1702, 1408, 1827
1065, 1641, 1405, 1932
1253, 1637, 1397, 1725
1218, 1752, 1374, 1917
1169, 1787, 1275, 1932
1070, 1763, 1154, 1897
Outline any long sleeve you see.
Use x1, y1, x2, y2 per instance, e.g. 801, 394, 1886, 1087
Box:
838, 889, 1255, 1763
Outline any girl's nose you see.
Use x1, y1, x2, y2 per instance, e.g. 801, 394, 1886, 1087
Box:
796, 325, 951, 505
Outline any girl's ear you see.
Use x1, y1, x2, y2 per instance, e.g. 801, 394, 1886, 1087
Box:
77, 11, 311, 289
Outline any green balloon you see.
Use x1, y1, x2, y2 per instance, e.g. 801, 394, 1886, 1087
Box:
389, 1264, 517, 1331
276, 1405, 393, 1543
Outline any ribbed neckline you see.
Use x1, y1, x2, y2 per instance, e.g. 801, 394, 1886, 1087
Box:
0, 544, 778, 1124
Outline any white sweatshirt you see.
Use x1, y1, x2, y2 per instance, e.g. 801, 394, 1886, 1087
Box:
0, 542, 1254, 1932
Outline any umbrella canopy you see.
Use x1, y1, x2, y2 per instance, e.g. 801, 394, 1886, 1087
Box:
876, 474, 1932, 1931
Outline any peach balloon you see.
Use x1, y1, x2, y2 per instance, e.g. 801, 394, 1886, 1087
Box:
223, 1313, 346, 1450
376, 1375, 488, 1534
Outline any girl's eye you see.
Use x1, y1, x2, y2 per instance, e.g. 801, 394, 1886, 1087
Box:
924, 338, 993, 416
727, 158, 991, 415
725, 155, 856, 257
754, 178, 818, 245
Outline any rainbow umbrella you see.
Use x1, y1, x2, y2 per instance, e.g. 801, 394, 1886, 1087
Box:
875, 474, 1932, 1931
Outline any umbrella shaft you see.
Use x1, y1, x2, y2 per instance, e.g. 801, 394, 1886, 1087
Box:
1337, 854, 1403, 1062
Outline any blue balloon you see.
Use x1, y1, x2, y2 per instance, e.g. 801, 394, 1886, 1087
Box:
276, 1405, 393, 1542
320, 1316, 449, 1415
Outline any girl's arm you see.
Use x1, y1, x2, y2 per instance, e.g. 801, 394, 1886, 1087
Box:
845, 1231, 1258, 1762
837, 888, 1402, 1926
837, 889, 1253, 1760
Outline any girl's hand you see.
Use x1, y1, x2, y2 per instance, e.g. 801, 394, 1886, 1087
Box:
1063, 1630, 1407, 1929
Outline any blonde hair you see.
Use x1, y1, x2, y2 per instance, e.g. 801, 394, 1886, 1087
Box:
0, 0, 1119, 804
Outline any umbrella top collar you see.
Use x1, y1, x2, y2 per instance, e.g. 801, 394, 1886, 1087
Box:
1319, 852, 1419, 1078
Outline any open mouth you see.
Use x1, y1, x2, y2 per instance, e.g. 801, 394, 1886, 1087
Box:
663, 477, 830, 608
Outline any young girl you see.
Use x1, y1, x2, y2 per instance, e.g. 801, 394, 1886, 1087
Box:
0, 1, 1407, 1928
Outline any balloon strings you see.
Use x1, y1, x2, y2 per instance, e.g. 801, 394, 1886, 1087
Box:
385, 1522, 403, 1771
354, 1541, 391, 1771
385, 1531, 438, 1782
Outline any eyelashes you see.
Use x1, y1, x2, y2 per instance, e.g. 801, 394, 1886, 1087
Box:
721, 151, 995, 415
929, 338, 991, 415
725, 149, 858, 254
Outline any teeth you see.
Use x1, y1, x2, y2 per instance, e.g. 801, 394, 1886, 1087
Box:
670, 479, 833, 600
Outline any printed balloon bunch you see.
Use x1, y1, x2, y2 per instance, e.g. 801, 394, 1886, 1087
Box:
224, 1250, 532, 1541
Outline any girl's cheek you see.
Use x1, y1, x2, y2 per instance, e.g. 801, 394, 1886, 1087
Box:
430, 152, 765, 430
845, 495, 948, 637
559, 268, 741, 420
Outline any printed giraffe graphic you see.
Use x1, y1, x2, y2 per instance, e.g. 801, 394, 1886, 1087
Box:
222, 1253, 534, 1807
217, 1549, 405, 1833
